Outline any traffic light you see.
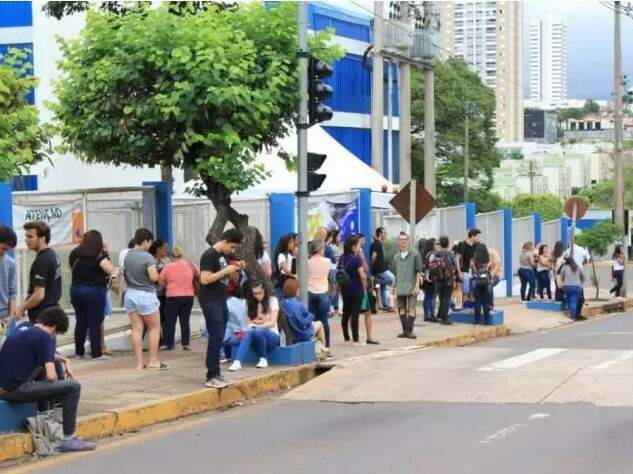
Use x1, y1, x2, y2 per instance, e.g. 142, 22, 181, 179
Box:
307, 152, 327, 192
308, 58, 333, 125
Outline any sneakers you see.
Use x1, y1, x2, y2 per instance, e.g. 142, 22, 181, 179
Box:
59, 437, 96, 453
256, 358, 268, 369
205, 376, 230, 389
228, 360, 242, 372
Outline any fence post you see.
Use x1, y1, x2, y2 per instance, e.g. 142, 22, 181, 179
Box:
354, 188, 372, 257
142, 181, 173, 247
503, 207, 513, 297
533, 212, 542, 244
561, 216, 571, 248
466, 202, 476, 229
269, 193, 295, 255
0, 183, 12, 228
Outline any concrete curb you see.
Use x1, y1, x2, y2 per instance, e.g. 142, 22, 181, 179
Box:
0, 324, 519, 463
582, 297, 633, 318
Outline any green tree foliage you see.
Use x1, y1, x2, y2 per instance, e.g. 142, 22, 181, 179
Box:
411, 58, 502, 207
0, 49, 49, 182
576, 220, 620, 299
511, 193, 564, 222
577, 170, 633, 209
582, 99, 600, 115
50, 3, 343, 247
558, 108, 584, 123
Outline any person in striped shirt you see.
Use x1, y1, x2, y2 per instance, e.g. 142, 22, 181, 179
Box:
0, 226, 17, 327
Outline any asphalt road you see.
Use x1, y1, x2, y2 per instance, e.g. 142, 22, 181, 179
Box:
21, 312, 633, 474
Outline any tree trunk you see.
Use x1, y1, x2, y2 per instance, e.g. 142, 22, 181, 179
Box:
202, 176, 266, 285
589, 248, 600, 300
161, 162, 174, 183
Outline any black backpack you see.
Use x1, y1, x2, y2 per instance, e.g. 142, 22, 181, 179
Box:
336, 257, 352, 289
428, 250, 455, 282
472, 265, 491, 289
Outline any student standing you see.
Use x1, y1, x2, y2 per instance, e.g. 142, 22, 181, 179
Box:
471, 244, 492, 325
0, 307, 95, 452
338, 235, 366, 345
393, 232, 422, 338
16, 221, 62, 324
536, 244, 552, 300
559, 257, 586, 320
455, 228, 481, 306
307, 240, 332, 348
431, 236, 456, 325
421, 238, 439, 322
518, 242, 536, 302
0, 226, 17, 328
371, 227, 395, 312
69, 230, 115, 359
610, 245, 625, 297
199, 228, 244, 388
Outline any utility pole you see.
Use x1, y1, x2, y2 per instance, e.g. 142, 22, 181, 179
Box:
398, 6, 411, 185
387, 59, 394, 182
371, 1, 384, 174
614, 0, 627, 296
297, 2, 309, 302
424, 67, 436, 196
464, 110, 469, 203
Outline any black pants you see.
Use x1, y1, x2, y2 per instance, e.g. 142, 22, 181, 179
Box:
200, 302, 228, 379
341, 291, 362, 343
163, 296, 194, 348
612, 270, 624, 297
1, 368, 81, 437
536, 270, 552, 300
437, 282, 453, 322
473, 284, 491, 324
70, 284, 106, 358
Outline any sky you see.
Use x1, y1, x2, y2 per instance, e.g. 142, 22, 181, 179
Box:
341, 0, 633, 101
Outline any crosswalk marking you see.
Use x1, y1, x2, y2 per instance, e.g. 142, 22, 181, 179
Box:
589, 350, 633, 370
477, 348, 567, 372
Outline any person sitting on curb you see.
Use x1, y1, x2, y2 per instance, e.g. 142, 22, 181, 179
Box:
222, 272, 248, 362
229, 281, 280, 372
280, 279, 328, 353
0, 306, 96, 452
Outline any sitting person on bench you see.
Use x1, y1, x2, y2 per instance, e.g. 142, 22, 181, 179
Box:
229, 281, 280, 371
280, 279, 327, 350
223, 272, 248, 361
0, 306, 95, 452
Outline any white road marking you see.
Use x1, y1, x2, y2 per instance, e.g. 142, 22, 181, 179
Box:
589, 350, 633, 370
480, 423, 526, 443
477, 348, 566, 372
529, 413, 551, 420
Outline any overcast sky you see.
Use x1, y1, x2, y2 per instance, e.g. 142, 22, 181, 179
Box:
338, 0, 633, 101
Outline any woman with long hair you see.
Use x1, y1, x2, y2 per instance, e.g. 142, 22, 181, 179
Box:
69, 230, 115, 359
254, 230, 272, 278
611, 244, 625, 297
470, 243, 491, 325
307, 239, 332, 348
272, 233, 298, 295
518, 241, 536, 301
421, 238, 439, 322
149, 239, 171, 344
551, 240, 565, 302
158, 245, 198, 351
559, 256, 586, 320
339, 235, 367, 345
329, 230, 344, 317
229, 281, 280, 371
536, 244, 552, 300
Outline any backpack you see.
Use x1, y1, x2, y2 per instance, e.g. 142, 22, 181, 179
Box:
472, 265, 492, 289
336, 256, 352, 289
428, 250, 455, 282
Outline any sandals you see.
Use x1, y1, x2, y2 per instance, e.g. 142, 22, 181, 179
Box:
147, 362, 169, 370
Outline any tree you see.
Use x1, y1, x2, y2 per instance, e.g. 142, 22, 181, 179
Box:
50, 3, 343, 272
0, 49, 49, 183
577, 170, 633, 209
576, 221, 620, 299
582, 99, 600, 115
511, 194, 564, 222
411, 58, 502, 207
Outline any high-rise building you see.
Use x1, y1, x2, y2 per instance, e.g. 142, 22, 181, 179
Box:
439, 1, 524, 143
529, 13, 567, 109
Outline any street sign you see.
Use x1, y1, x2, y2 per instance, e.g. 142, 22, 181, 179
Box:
389, 181, 436, 224
565, 197, 588, 220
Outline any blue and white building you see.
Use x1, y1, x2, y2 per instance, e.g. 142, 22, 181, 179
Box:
1, 1, 402, 190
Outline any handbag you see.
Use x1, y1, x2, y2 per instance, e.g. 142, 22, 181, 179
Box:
107, 269, 123, 295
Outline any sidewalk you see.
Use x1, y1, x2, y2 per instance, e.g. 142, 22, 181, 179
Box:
2, 295, 631, 464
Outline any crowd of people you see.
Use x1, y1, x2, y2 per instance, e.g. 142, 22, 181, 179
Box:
0, 218, 623, 454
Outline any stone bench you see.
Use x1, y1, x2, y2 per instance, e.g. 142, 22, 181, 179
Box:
231, 340, 315, 365
526, 300, 566, 312
449, 309, 504, 326
0, 400, 37, 433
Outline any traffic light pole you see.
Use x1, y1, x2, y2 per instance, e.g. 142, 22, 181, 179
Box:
297, 2, 309, 303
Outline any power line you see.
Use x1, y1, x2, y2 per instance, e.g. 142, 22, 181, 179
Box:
348, 0, 530, 95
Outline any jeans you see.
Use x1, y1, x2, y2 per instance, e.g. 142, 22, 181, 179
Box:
537, 270, 552, 299
329, 270, 339, 311
376, 270, 395, 309
341, 291, 362, 342
437, 282, 453, 322
612, 270, 624, 297
422, 283, 436, 319
564, 285, 583, 320
518, 268, 536, 301
200, 302, 228, 379
234, 327, 280, 361
1, 369, 81, 437
473, 284, 491, 324
70, 284, 106, 358
163, 296, 194, 348
309, 292, 331, 347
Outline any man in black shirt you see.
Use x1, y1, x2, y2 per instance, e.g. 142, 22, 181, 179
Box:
455, 228, 481, 306
370, 227, 394, 312
199, 228, 244, 389
16, 221, 62, 324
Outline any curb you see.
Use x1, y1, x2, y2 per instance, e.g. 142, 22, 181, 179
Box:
0, 325, 511, 463
583, 297, 633, 318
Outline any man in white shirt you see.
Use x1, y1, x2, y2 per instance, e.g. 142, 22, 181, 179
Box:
564, 243, 590, 268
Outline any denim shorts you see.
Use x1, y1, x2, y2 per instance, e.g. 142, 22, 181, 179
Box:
124, 288, 160, 316
461, 272, 472, 293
